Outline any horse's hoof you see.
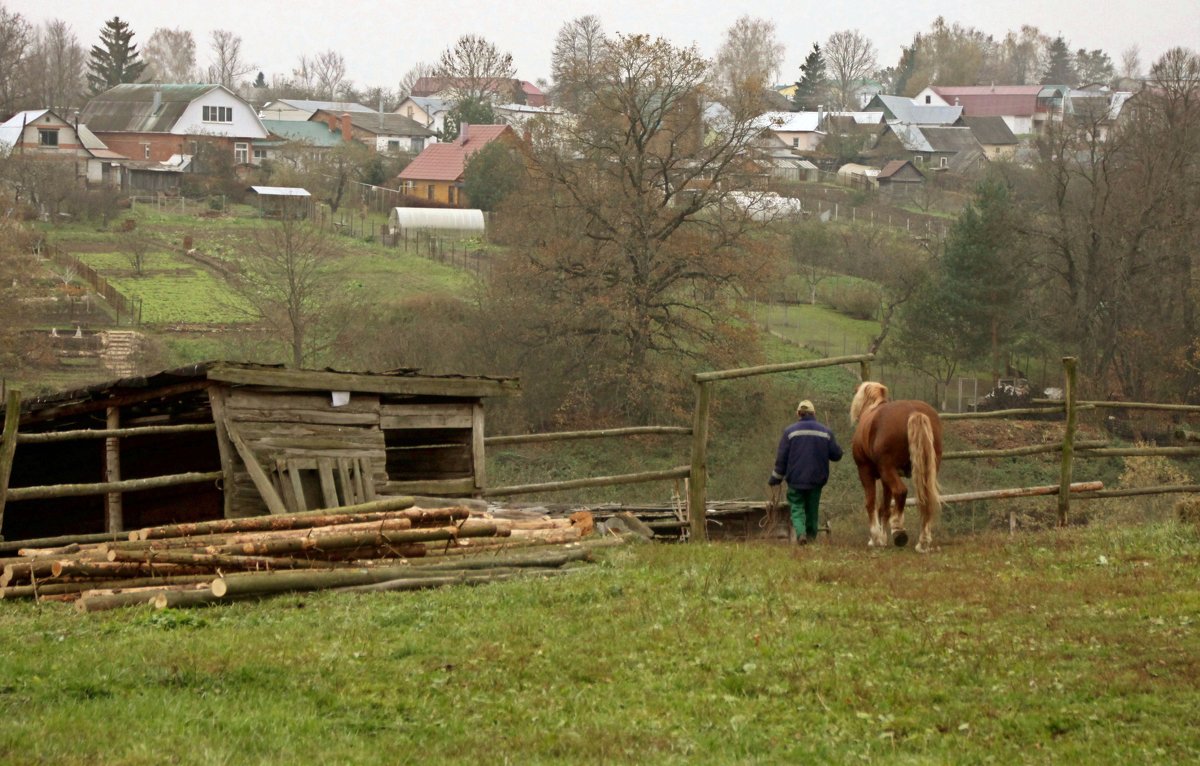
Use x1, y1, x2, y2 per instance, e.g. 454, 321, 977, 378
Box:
892, 530, 908, 547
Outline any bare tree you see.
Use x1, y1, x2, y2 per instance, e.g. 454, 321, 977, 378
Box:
825, 29, 877, 110
436, 35, 516, 106
398, 61, 436, 99
1119, 45, 1142, 81
206, 29, 253, 89
714, 16, 785, 99
550, 15, 605, 109
143, 27, 196, 82
309, 49, 346, 100
229, 208, 346, 368
29, 19, 85, 110
0, 6, 31, 115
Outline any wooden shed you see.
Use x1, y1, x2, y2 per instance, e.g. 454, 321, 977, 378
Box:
0, 362, 518, 542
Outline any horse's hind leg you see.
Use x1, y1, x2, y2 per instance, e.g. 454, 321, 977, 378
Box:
857, 466, 884, 547
916, 508, 934, 553
880, 467, 909, 547
875, 484, 893, 547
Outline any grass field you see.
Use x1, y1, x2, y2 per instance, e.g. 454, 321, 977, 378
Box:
0, 523, 1195, 765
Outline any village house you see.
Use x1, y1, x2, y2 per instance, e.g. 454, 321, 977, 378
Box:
862, 94, 963, 125
870, 123, 988, 173
79, 83, 269, 167
959, 116, 1019, 160
394, 95, 454, 136
409, 76, 547, 108
309, 109, 434, 155
253, 119, 346, 166
397, 123, 520, 206
875, 159, 925, 195
756, 110, 882, 153
0, 108, 126, 187
258, 98, 374, 121
914, 84, 1070, 135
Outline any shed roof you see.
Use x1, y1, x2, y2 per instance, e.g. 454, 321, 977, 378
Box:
260, 119, 343, 147
960, 115, 1018, 145
269, 99, 374, 114
310, 110, 434, 138
249, 186, 311, 197
878, 160, 922, 179
867, 94, 963, 125
11, 362, 520, 422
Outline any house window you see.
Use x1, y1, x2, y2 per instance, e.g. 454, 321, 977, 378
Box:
448, 186, 456, 206
388, 139, 401, 152
427, 184, 435, 200
142, 144, 152, 159
234, 142, 249, 164
924, 95, 931, 104
253, 148, 267, 161
792, 137, 799, 148
939, 156, 949, 168
38, 129, 59, 147
202, 105, 234, 123
913, 155, 925, 165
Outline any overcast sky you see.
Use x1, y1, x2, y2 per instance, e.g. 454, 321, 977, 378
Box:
8, 0, 1199, 89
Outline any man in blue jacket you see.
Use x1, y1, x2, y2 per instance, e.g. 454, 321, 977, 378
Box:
769, 400, 843, 544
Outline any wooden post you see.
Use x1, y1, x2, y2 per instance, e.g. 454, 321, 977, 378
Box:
687, 380, 712, 542
859, 359, 871, 382
1057, 357, 1077, 527
0, 389, 21, 540
105, 407, 122, 533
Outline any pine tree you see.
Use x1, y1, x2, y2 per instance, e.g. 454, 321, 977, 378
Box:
1042, 36, 1076, 85
253, 71, 267, 88
792, 43, 828, 110
87, 16, 147, 93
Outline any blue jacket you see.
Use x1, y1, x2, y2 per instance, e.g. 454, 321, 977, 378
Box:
769, 414, 843, 490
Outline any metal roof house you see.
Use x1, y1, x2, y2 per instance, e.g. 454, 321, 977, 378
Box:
0, 363, 519, 542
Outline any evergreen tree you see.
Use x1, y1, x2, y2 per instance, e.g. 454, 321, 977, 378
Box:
791, 43, 828, 110
87, 16, 146, 93
253, 71, 267, 88
1042, 36, 1075, 85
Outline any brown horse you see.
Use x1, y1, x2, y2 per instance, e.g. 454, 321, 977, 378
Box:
849, 381, 943, 552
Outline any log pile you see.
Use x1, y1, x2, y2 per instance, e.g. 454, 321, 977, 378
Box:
0, 499, 609, 612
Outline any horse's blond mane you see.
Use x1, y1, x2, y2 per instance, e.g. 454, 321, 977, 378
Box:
850, 381, 890, 424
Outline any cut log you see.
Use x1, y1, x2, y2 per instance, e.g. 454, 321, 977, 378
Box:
106, 549, 355, 571
1, 574, 212, 600
76, 583, 210, 613
211, 560, 510, 598
153, 588, 220, 609
207, 520, 504, 558
50, 561, 210, 579
130, 497, 451, 540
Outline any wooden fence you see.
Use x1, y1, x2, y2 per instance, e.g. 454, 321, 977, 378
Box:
46, 248, 141, 326
4, 356, 1198, 545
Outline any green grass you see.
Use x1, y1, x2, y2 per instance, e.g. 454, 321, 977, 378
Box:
0, 523, 1196, 764
760, 302, 878, 357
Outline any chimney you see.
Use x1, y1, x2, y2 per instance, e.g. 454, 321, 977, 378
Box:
325, 113, 337, 132
460, 122, 468, 143
152, 83, 162, 112
341, 113, 352, 142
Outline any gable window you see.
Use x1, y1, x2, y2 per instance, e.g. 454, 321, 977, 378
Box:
202, 105, 234, 123
924, 95, 931, 104
234, 142, 249, 164
38, 129, 59, 147
142, 143, 152, 159
792, 137, 799, 148
939, 156, 949, 168
913, 155, 925, 165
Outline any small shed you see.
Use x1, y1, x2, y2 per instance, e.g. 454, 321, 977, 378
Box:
0, 362, 519, 542
388, 207, 486, 237
249, 186, 312, 218
877, 160, 925, 193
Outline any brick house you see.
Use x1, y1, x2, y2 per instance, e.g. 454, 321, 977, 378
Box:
0, 108, 126, 186
397, 124, 519, 207
308, 109, 434, 155
79, 83, 268, 167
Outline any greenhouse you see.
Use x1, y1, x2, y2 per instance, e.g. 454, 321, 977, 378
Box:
387, 207, 486, 237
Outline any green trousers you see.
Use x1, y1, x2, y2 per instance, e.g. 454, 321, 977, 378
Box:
786, 486, 822, 540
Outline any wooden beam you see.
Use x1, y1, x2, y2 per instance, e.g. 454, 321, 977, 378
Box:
687, 380, 712, 542
0, 389, 20, 540
18, 380, 212, 426
5, 471, 223, 502
207, 365, 520, 398
483, 466, 691, 498
471, 402, 485, 491
224, 425, 289, 516
105, 407, 122, 533
17, 423, 217, 443
692, 354, 874, 383
1058, 357, 1078, 527
206, 388, 236, 519
905, 480, 1104, 506
484, 426, 692, 446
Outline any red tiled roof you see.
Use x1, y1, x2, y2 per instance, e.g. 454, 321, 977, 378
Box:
930, 86, 1044, 117
398, 124, 514, 183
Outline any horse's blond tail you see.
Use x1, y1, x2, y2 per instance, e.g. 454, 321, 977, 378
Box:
908, 412, 941, 522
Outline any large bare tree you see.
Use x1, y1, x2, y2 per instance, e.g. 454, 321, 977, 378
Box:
229, 210, 347, 368
550, 15, 605, 110
824, 29, 877, 109
398, 61, 436, 99
29, 19, 85, 110
0, 6, 31, 115
484, 34, 771, 422
206, 29, 253, 90
714, 15, 785, 99
435, 35, 516, 106
143, 27, 196, 83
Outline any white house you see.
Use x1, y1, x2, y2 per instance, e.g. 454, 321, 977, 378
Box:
0, 108, 125, 186
259, 99, 374, 121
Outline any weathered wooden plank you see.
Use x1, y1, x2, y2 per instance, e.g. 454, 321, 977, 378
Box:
18, 380, 212, 426
225, 423, 289, 516
693, 354, 873, 383
0, 389, 21, 538
5, 471, 223, 502
17, 423, 217, 443
208, 365, 520, 398
383, 477, 478, 496
226, 409, 380, 426
483, 426, 692, 445
472, 402, 485, 491
105, 407, 122, 533
226, 389, 381, 414
484, 466, 692, 498
317, 459, 339, 509
207, 388, 237, 519
380, 403, 472, 430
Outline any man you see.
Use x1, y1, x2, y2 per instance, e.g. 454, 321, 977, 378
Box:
768, 400, 843, 544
